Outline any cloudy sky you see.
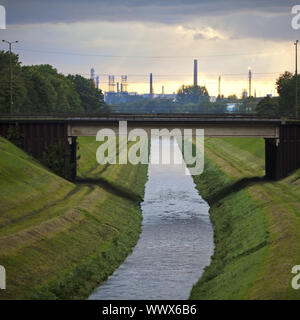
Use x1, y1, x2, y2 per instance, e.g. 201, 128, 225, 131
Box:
0, 0, 299, 96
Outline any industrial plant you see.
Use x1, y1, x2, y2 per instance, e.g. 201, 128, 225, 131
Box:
90, 59, 257, 105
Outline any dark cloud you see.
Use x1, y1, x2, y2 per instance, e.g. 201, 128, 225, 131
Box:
1, 0, 297, 42
1, 0, 296, 25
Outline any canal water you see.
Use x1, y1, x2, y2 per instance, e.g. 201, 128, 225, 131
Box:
88, 137, 214, 300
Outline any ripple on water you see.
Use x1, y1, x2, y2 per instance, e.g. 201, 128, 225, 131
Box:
88, 137, 214, 300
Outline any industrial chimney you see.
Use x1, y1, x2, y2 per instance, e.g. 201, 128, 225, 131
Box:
194, 59, 198, 87
150, 73, 153, 97
90, 68, 95, 81
248, 67, 252, 97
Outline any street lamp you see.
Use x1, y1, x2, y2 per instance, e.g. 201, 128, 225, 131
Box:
295, 40, 298, 118
2, 40, 19, 113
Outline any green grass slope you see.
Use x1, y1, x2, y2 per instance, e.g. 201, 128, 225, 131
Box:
190, 138, 300, 300
77, 136, 148, 199
0, 136, 148, 299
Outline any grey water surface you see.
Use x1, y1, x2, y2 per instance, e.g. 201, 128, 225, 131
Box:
88, 137, 214, 300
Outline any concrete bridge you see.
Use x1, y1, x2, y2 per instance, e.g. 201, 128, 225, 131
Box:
0, 114, 299, 180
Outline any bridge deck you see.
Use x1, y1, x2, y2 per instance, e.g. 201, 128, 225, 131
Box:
0, 114, 289, 138
1, 114, 300, 180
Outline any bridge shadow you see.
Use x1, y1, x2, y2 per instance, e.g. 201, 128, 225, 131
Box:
207, 176, 270, 205
75, 177, 143, 203
77, 176, 270, 206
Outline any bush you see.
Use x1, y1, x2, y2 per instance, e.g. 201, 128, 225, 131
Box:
6, 124, 23, 147
42, 141, 71, 178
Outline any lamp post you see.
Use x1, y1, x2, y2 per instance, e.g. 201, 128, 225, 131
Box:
295, 40, 298, 118
2, 40, 18, 113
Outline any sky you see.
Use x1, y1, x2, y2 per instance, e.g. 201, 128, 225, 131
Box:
0, 0, 299, 97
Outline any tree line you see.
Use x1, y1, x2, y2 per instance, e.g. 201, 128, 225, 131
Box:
1, 48, 296, 117
114, 74, 299, 117
113, 85, 228, 114
256, 71, 298, 117
0, 51, 108, 114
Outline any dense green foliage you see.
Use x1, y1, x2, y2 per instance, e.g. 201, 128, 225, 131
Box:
0, 51, 107, 114
276, 71, 297, 116
6, 123, 23, 147
67, 74, 108, 113
256, 71, 299, 117
41, 141, 72, 179
256, 96, 279, 116
176, 85, 209, 104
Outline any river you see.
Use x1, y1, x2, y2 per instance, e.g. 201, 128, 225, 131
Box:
88, 137, 214, 300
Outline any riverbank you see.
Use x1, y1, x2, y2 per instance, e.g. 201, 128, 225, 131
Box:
0, 136, 148, 299
190, 138, 300, 300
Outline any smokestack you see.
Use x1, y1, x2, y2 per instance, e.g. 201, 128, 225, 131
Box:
121, 75, 128, 93
108, 75, 115, 92
90, 68, 95, 81
96, 76, 99, 89
248, 67, 252, 97
117, 82, 120, 93
150, 73, 153, 96
218, 76, 221, 97
194, 59, 198, 87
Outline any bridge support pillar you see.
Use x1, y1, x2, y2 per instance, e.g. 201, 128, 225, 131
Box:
265, 125, 300, 180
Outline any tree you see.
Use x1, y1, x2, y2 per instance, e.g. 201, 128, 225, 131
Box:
276, 71, 297, 116
0, 54, 109, 114
22, 65, 84, 113
256, 96, 279, 116
227, 94, 238, 102
42, 141, 71, 179
0, 51, 27, 113
67, 74, 107, 113
176, 85, 209, 104
22, 66, 57, 112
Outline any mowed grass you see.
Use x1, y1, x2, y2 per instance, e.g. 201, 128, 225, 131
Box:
190, 138, 300, 300
0, 136, 148, 299
77, 136, 149, 199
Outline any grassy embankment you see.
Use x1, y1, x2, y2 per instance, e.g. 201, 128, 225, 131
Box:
0, 136, 148, 299
190, 138, 300, 300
